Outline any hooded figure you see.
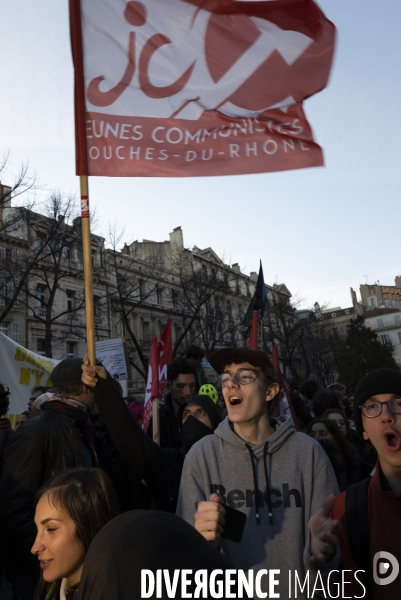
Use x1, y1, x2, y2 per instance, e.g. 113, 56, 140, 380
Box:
179, 395, 221, 450
78, 510, 232, 599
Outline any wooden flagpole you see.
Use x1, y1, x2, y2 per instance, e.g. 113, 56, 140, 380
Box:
80, 175, 96, 365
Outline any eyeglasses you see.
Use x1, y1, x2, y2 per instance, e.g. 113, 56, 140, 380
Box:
359, 398, 401, 418
219, 369, 261, 388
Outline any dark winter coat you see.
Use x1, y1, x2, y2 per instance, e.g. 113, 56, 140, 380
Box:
94, 376, 185, 512
0, 406, 93, 566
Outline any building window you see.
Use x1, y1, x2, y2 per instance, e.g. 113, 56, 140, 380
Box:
0, 324, 7, 336
0, 278, 7, 307
93, 295, 101, 316
380, 334, 390, 346
0, 247, 5, 260
36, 238, 44, 252
370, 298, 376, 307
36, 285, 45, 308
11, 322, 18, 343
156, 286, 163, 305
37, 339, 46, 355
66, 341, 76, 358
174, 324, 182, 343
11, 250, 18, 263
395, 315, 401, 326
377, 318, 384, 328
171, 289, 178, 309
11, 279, 19, 307
138, 280, 145, 301
141, 318, 150, 340
66, 290, 74, 312
63, 246, 71, 259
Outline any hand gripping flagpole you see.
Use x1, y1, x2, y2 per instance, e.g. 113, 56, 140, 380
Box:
80, 175, 96, 365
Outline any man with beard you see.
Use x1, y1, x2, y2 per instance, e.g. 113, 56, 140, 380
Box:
81, 357, 220, 512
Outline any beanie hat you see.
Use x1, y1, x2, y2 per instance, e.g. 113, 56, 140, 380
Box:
353, 368, 401, 436
50, 358, 84, 388
178, 395, 221, 431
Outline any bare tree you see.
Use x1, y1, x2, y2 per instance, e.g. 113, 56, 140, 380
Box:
0, 151, 36, 211
262, 295, 304, 381
18, 192, 85, 357
169, 250, 241, 356
307, 311, 346, 386
103, 226, 165, 380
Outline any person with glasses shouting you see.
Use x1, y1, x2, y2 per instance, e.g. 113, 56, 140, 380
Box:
176, 347, 341, 599
330, 368, 401, 600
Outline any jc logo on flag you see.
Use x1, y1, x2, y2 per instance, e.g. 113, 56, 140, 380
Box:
87, 0, 314, 121
71, 0, 336, 177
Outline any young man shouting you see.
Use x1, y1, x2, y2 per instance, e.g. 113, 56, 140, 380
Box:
332, 368, 401, 599
176, 348, 340, 598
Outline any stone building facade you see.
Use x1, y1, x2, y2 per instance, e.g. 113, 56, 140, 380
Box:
0, 192, 294, 394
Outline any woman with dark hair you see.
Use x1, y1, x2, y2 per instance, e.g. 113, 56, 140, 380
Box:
322, 407, 373, 480
31, 468, 119, 599
306, 418, 348, 489
306, 417, 361, 491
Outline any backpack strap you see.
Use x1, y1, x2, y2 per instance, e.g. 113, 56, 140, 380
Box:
345, 477, 372, 599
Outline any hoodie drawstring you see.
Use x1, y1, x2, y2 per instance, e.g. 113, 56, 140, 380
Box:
263, 441, 274, 525
245, 442, 274, 525
245, 443, 260, 524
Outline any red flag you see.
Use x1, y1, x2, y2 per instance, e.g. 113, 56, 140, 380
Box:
158, 319, 172, 396
271, 346, 301, 431
142, 337, 159, 433
248, 310, 259, 350
70, 0, 336, 178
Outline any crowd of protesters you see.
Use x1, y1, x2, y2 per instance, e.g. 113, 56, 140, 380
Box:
0, 341, 400, 599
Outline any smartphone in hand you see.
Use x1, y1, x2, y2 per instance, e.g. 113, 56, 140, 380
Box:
221, 504, 247, 543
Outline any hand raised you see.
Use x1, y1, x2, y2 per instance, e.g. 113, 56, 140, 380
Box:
81, 354, 107, 387
309, 495, 340, 565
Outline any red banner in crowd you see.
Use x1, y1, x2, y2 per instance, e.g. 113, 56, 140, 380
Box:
143, 336, 159, 433
158, 319, 172, 396
69, 0, 336, 177
248, 310, 259, 350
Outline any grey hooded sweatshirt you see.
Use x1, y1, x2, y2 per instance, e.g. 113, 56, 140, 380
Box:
177, 416, 340, 598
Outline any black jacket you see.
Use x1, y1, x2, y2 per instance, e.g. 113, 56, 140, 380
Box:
148, 392, 182, 450
94, 377, 185, 512
0, 407, 92, 566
